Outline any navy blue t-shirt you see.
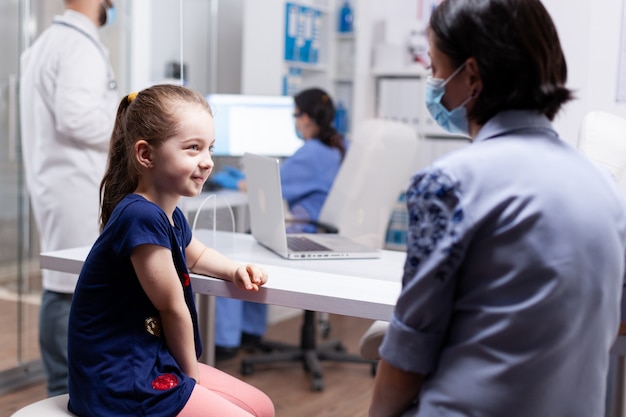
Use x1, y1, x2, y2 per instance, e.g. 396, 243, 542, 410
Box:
68, 194, 202, 417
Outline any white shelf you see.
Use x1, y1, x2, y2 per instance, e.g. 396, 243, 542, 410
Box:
334, 74, 353, 82
371, 66, 428, 77
284, 61, 328, 72
336, 32, 355, 40
299, 0, 331, 12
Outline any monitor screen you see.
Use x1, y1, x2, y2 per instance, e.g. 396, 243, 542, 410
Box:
207, 93, 302, 157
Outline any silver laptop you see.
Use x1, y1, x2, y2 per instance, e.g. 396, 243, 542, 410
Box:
242, 153, 381, 259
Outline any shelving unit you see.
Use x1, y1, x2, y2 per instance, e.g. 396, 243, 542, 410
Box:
331, 30, 355, 136
349, 1, 469, 173
283, 0, 357, 136
241, 0, 359, 136
376, 72, 470, 170
334, 32, 355, 80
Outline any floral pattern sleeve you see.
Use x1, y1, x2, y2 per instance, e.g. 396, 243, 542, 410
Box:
379, 168, 469, 374
405, 169, 466, 285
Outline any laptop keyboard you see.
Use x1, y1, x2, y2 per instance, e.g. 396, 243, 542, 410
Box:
287, 236, 332, 252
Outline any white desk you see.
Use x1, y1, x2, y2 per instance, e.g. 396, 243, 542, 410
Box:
194, 230, 404, 318
40, 231, 405, 363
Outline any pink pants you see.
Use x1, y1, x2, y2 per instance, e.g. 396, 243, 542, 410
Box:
177, 363, 274, 417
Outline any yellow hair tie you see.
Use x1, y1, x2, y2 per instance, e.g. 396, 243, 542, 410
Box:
128, 92, 138, 103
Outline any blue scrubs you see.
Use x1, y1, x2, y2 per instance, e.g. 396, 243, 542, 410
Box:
215, 138, 344, 347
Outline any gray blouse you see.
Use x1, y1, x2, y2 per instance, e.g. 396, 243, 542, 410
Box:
381, 110, 626, 417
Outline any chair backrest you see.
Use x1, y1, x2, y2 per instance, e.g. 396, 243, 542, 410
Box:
577, 111, 626, 181
318, 119, 418, 249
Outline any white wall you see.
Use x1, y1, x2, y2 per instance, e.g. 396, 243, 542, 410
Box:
129, 0, 243, 95
240, 0, 337, 96
214, 0, 244, 94
586, 0, 626, 119
241, 0, 286, 95
540, 0, 591, 146
543, 0, 626, 193
128, 0, 152, 92
129, 0, 626, 163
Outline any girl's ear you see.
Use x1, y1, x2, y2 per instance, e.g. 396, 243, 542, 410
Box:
135, 140, 153, 168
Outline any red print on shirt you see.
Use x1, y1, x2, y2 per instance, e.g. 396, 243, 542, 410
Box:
152, 373, 179, 390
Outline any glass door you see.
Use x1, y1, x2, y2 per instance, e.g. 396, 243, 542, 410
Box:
0, 0, 45, 391
0, 0, 223, 394
0, 0, 129, 393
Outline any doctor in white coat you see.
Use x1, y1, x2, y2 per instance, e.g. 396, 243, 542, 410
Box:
20, 0, 119, 396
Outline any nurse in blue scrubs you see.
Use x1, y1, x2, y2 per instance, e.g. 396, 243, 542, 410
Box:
212, 88, 347, 359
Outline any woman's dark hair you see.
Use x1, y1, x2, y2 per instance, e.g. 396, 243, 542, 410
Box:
430, 0, 574, 123
99, 84, 212, 230
294, 88, 346, 158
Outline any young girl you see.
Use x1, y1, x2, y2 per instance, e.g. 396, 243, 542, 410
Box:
67, 84, 275, 417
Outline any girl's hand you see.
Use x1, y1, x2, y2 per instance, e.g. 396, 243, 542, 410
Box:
232, 264, 268, 291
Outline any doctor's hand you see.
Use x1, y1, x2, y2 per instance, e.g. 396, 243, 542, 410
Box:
211, 166, 246, 190
231, 264, 268, 292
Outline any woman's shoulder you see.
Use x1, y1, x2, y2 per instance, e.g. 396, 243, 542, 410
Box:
296, 138, 341, 157
284, 141, 340, 172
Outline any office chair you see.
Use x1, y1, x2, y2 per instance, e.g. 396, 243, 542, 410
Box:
240, 119, 419, 391
578, 111, 626, 417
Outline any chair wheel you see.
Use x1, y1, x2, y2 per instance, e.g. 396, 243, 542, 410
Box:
311, 378, 324, 391
319, 321, 331, 338
334, 343, 347, 352
241, 362, 254, 376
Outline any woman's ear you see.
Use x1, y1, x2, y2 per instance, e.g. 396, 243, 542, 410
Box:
465, 57, 483, 97
135, 140, 153, 169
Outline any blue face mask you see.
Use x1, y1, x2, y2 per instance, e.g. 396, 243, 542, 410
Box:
295, 125, 304, 140
102, 2, 116, 26
425, 63, 473, 136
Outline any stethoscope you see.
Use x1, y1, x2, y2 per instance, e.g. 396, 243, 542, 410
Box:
53, 20, 118, 91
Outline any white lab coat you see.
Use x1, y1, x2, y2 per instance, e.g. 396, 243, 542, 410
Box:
20, 10, 119, 293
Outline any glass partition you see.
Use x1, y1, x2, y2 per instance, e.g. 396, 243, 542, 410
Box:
1, 0, 242, 394
0, 0, 45, 392
0, 0, 131, 393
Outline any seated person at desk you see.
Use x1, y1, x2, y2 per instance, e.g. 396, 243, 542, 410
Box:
67, 85, 274, 417
211, 87, 347, 360
368, 1, 626, 417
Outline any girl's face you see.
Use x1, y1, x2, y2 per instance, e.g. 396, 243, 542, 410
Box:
150, 104, 215, 199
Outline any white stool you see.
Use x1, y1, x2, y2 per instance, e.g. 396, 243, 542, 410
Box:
359, 320, 389, 360
11, 394, 73, 416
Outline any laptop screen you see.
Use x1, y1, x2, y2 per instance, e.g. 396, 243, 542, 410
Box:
207, 94, 302, 157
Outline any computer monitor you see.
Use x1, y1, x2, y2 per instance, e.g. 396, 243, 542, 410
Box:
207, 93, 302, 157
